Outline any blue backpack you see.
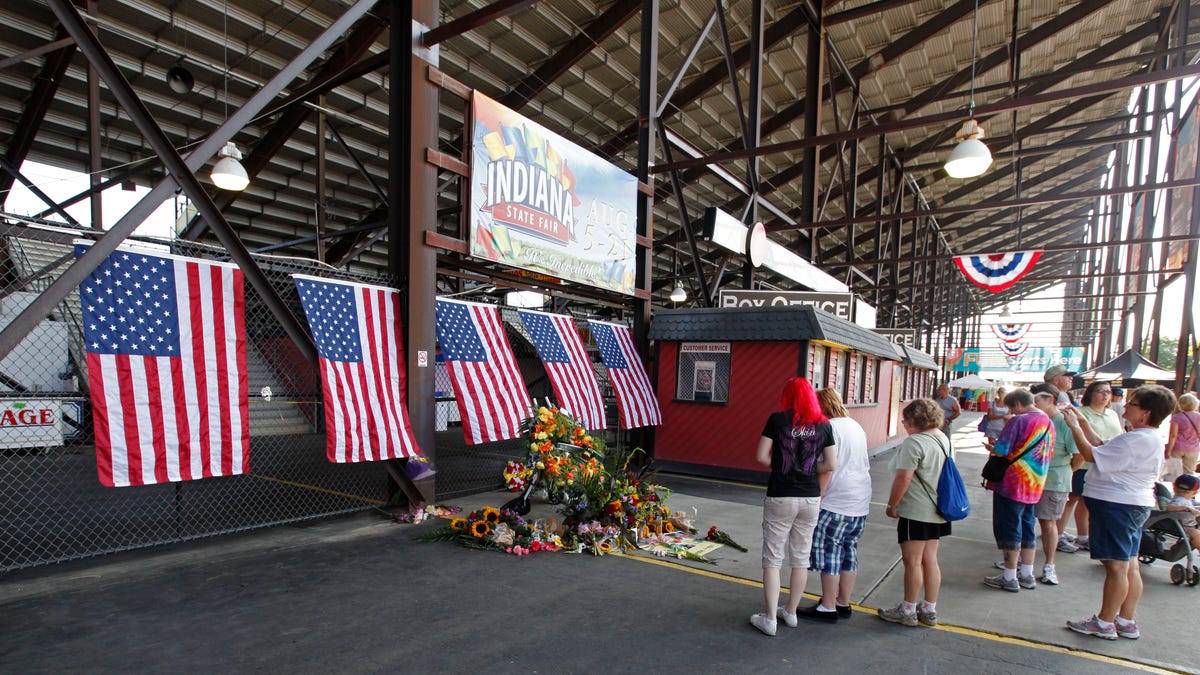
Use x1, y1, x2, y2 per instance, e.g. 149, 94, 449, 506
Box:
917, 438, 970, 522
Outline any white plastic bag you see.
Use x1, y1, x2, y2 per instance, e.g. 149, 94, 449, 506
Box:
1160, 457, 1184, 483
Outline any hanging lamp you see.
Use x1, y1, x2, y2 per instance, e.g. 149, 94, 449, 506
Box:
945, 0, 993, 179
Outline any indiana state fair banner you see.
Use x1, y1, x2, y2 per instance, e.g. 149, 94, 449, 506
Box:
469, 91, 638, 296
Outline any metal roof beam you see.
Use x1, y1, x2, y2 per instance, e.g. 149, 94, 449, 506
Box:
753, 6, 1151, 205
0, 25, 76, 199
421, 0, 541, 47
598, 2, 811, 157
178, 6, 390, 240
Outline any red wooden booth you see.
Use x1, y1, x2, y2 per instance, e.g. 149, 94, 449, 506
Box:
648, 306, 935, 482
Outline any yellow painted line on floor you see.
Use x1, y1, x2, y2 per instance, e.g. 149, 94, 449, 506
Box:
245, 472, 386, 506
614, 550, 1185, 675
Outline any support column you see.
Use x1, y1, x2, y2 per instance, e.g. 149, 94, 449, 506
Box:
394, 0, 439, 472
86, 0, 102, 230
635, 0, 659, 451
635, 0, 658, 339
801, 1, 825, 261
743, 0, 763, 289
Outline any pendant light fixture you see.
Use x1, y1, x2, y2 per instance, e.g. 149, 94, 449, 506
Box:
165, 58, 194, 94
211, 141, 249, 191
669, 280, 687, 303
945, 0, 993, 179
210, 0, 248, 191
669, 249, 687, 303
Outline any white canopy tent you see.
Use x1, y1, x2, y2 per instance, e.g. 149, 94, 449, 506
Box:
946, 374, 995, 389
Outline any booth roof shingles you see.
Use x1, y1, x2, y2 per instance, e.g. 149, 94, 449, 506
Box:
649, 307, 899, 361
900, 345, 939, 370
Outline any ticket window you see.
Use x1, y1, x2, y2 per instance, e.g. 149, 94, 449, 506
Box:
693, 361, 716, 402
676, 342, 730, 403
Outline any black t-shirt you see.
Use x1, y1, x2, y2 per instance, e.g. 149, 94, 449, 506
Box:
761, 411, 835, 498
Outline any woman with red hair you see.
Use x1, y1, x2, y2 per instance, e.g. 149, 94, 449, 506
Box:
750, 377, 837, 636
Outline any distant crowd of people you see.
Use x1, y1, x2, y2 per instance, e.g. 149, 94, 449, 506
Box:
748, 367, 1197, 642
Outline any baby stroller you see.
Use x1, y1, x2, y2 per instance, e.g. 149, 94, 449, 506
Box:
1138, 483, 1199, 586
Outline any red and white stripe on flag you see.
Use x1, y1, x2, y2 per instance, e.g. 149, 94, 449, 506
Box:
76, 243, 248, 487
517, 309, 606, 430
293, 275, 422, 463
588, 320, 662, 429
436, 298, 531, 445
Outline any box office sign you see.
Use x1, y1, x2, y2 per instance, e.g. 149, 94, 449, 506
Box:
0, 399, 63, 448
876, 329, 916, 347
718, 289, 854, 321
469, 91, 639, 296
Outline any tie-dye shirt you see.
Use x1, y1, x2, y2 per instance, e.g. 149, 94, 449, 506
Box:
987, 410, 1053, 504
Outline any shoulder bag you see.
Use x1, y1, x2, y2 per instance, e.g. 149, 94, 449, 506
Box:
981, 428, 1047, 483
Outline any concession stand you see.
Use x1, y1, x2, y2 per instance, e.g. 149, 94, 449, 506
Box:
647, 306, 906, 481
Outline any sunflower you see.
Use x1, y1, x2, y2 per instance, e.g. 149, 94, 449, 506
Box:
470, 520, 492, 538
480, 506, 501, 523
598, 541, 613, 553
450, 518, 468, 531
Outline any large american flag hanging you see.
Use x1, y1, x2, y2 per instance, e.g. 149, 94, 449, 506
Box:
953, 251, 1042, 292
517, 309, 605, 430
293, 275, 422, 463
435, 298, 530, 445
587, 320, 661, 429
76, 243, 248, 487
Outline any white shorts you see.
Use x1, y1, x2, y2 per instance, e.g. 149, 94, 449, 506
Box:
761, 496, 821, 568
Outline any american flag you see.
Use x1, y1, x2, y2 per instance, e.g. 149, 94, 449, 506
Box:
517, 309, 605, 430
588, 320, 661, 429
293, 275, 422, 463
435, 298, 530, 445
76, 244, 248, 487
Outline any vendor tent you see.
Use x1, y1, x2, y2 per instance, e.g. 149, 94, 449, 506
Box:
1079, 349, 1175, 383
947, 374, 995, 389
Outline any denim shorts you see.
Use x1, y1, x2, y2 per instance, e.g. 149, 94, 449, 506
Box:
762, 496, 821, 568
1084, 496, 1151, 562
992, 492, 1038, 550
808, 510, 867, 575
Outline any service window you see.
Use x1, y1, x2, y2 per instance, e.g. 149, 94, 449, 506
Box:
835, 350, 849, 395
677, 342, 731, 403
855, 355, 868, 404
810, 345, 826, 387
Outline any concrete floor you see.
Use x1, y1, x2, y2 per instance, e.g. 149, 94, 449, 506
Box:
1, 413, 1195, 674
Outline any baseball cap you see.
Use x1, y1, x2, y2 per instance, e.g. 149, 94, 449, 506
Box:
1043, 365, 1077, 382
1175, 474, 1199, 491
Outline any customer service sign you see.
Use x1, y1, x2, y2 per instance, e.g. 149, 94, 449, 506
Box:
469, 92, 638, 296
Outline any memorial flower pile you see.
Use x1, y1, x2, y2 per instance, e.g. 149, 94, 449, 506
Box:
417, 505, 564, 555
418, 405, 700, 557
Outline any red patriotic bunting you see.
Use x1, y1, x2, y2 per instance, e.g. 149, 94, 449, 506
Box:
953, 251, 1042, 292
991, 323, 1030, 342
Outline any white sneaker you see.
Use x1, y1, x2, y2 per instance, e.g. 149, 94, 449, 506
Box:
1062, 531, 1077, 542
1041, 566, 1059, 585
750, 613, 777, 636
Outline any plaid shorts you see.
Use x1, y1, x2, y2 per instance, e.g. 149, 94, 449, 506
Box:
808, 509, 867, 576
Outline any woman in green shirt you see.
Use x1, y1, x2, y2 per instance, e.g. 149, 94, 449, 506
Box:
1060, 381, 1120, 551
878, 399, 950, 628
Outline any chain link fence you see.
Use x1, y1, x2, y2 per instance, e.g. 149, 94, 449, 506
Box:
0, 228, 630, 571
